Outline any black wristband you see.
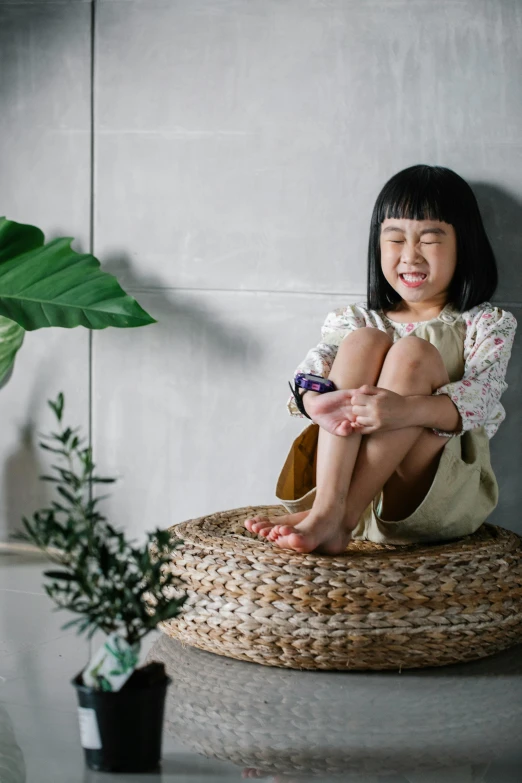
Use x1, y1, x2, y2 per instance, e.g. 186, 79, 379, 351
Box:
288, 380, 312, 420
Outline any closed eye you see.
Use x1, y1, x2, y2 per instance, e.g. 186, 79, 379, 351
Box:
389, 240, 439, 244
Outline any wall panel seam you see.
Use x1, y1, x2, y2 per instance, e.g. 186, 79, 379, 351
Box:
119, 286, 522, 308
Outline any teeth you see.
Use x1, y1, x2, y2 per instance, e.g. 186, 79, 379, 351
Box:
402, 274, 426, 281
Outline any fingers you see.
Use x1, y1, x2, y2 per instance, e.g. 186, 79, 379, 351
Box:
346, 384, 378, 398
345, 392, 364, 406
351, 421, 371, 434
344, 418, 370, 435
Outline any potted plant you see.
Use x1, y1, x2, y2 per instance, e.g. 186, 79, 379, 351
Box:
0, 215, 157, 386
12, 391, 188, 773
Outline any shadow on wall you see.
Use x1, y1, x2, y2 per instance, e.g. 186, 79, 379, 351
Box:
472, 181, 522, 303
0, 249, 263, 543
470, 183, 522, 531
101, 250, 263, 365
479, 325, 521, 530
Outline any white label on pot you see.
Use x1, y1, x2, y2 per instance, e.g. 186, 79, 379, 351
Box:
78, 707, 102, 750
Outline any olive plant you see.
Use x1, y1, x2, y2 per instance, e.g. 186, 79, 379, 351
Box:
14, 392, 187, 647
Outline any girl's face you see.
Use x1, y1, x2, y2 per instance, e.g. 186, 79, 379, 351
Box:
379, 218, 457, 309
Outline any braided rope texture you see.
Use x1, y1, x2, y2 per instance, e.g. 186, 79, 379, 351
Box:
159, 505, 522, 671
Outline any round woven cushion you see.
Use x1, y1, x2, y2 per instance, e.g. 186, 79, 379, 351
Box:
159, 504, 522, 671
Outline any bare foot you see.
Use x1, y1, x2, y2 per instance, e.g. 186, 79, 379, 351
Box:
244, 510, 310, 539
266, 505, 354, 554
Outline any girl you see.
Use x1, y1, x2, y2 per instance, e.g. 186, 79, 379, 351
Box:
244, 164, 517, 555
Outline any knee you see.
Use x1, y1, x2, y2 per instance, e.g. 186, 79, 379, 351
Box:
340, 326, 393, 352
385, 336, 443, 373
331, 327, 393, 382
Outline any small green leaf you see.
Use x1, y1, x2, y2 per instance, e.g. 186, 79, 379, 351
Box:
50, 502, 69, 512
48, 393, 64, 422
56, 486, 78, 504
43, 570, 77, 581
99, 545, 110, 577
38, 443, 69, 456
60, 617, 84, 631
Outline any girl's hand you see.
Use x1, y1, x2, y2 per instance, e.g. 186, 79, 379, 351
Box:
346, 384, 410, 435
306, 385, 409, 436
305, 389, 361, 436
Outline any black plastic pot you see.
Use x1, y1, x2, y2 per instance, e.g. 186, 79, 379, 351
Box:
72, 662, 171, 773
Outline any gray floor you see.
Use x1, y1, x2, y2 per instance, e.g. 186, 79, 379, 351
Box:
0, 547, 521, 783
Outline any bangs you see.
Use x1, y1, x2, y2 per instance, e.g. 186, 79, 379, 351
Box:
372, 165, 460, 227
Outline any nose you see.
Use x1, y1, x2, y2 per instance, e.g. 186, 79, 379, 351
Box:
400, 240, 424, 263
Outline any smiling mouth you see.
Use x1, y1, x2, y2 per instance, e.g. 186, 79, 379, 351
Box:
399, 274, 428, 288
400, 273, 427, 281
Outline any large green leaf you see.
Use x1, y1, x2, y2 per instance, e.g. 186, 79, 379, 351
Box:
0, 217, 157, 331
0, 315, 24, 387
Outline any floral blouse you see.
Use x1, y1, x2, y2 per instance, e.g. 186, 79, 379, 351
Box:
287, 301, 517, 439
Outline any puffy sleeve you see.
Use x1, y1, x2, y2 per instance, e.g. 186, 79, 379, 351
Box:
287, 305, 366, 417
431, 306, 517, 438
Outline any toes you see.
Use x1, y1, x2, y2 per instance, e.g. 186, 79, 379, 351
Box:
267, 525, 318, 553
245, 516, 280, 539
244, 517, 264, 530
267, 525, 292, 541
252, 520, 271, 534
244, 516, 269, 532
274, 531, 312, 554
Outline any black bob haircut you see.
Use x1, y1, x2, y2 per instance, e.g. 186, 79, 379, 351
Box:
367, 164, 498, 313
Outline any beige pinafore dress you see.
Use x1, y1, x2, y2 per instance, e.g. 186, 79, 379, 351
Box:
275, 313, 499, 545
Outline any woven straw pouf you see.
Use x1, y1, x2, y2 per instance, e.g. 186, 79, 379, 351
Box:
159, 504, 522, 671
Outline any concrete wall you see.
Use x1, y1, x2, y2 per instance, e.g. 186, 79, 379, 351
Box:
0, 0, 520, 543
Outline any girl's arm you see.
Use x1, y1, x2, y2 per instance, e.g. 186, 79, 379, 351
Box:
406, 392, 463, 434
426, 305, 517, 438
287, 305, 367, 417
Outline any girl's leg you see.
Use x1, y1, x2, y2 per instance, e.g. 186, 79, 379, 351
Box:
261, 335, 450, 554
339, 336, 451, 530
245, 327, 393, 545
